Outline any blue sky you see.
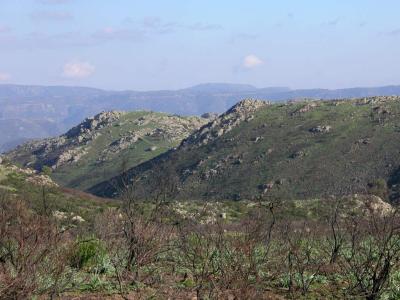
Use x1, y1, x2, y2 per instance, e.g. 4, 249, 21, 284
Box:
0, 0, 399, 90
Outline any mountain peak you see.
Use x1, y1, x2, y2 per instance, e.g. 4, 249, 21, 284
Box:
225, 99, 269, 115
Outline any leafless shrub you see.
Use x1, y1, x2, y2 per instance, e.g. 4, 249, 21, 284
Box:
325, 197, 346, 264
281, 220, 328, 296
95, 165, 178, 298
0, 195, 72, 299
338, 208, 400, 300
176, 199, 277, 299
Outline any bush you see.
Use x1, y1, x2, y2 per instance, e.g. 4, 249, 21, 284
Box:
70, 238, 108, 272
41, 166, 53, 176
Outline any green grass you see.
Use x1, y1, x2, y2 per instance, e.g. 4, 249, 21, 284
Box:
7, 111, 206, 192
0, 164, 118, 223
92, 97, 400, 201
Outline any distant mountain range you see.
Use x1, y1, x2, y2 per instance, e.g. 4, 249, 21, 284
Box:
2, 82, 400, 152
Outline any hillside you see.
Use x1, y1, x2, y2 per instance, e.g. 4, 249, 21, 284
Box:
90, 96, 400, 202
6, 111, 209, 191
3, 83, 400, 152
0, 158, 115, 223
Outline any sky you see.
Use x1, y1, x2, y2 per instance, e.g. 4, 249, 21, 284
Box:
0, 0, 399, 91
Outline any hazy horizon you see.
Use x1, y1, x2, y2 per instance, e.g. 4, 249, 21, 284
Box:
2, 81, 400, 93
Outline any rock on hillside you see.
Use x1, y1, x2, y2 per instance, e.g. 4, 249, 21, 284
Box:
89, 96, 400, 202
0, 161, 58, 190
6, 111, 210, 190
182, 99, 269, 148
7, 111, 126, 170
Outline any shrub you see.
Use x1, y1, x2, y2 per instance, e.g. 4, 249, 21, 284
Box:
70, 238, 108, 272
41, 166, 53, 176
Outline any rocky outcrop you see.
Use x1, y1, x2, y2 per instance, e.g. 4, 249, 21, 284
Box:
6, 111, 125, 170
65, 111, 125, 140
6, 110, 210, 182
26, 174, 58, 187
291, 102, 319, 115
97, 114, 208, 161
351, 194, 394, 217
181, 99, 269, 148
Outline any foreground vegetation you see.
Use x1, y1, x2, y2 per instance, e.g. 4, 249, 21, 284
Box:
1, 176, 400, 299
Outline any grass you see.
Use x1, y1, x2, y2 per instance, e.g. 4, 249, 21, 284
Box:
93, 97, 400, 201
7, 111, 206, 192
0, 163, 118, 222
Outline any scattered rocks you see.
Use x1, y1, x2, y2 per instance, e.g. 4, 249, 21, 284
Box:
291, 102, 319, 116
275, 178, 286, 185
182, 99, 269, 148
356, 138, 371, 145
26, 174, 58, 187
72, 215, 85, 223
202, 168, 218, 180
53, 210, 68, 220
309, 125, 332, 134
53, 210, 85, 223
66, 111, 125, 140
6, 111, 208, 171
291, 150, 306, 159
108, 134, 139, 151
55, 148, 88, 168
252, 136, 263, 143
148, 146, 158, 152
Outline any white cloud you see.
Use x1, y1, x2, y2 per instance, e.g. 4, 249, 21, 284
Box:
243, 54, 264, 68
0, 72, 11, 81
62, 61, 95, 79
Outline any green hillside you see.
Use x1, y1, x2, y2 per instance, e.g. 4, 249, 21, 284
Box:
0, 160, 116, 223
6, 111, 209, 191
90, 96, 400, 202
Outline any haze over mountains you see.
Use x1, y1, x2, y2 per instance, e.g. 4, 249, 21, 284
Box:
2, 83, 400, 152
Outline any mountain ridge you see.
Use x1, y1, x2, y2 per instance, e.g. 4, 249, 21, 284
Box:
89, 96, 400, 202
6, 110, 209, 190
3, 82, 400, 152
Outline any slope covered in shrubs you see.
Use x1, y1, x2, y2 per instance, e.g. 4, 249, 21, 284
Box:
91, 96, 400, 202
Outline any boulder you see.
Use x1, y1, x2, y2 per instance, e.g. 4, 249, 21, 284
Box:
310, 125, 332, 133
